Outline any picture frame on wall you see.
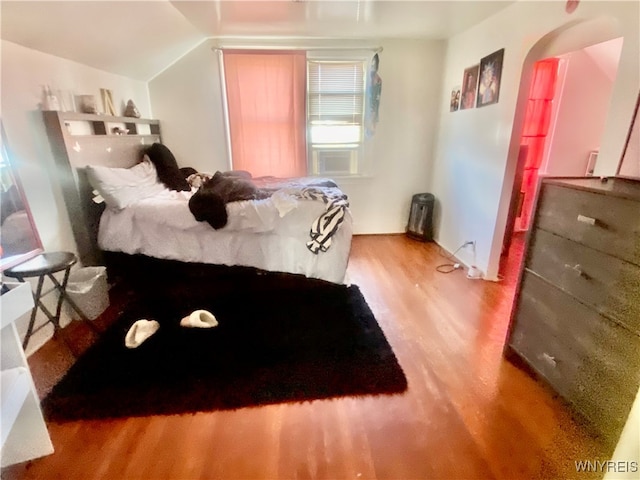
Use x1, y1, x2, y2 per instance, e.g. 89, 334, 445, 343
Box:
477, 48, 504, 108
460, 65, 479, 110
77, 94, 97, 114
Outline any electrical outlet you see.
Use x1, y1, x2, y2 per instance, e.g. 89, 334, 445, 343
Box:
467, 265, 483, 279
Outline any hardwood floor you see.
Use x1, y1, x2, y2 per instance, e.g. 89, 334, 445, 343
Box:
3, 235, 609, 480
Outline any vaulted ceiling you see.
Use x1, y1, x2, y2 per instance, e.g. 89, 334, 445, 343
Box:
1, 1, 515, 80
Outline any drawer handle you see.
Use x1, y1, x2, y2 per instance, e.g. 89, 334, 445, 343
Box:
564, 263, 591, 280
577, 214, 597, 226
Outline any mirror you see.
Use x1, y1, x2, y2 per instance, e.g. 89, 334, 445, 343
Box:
617, 90, 640, 177
1, 123, 43, 272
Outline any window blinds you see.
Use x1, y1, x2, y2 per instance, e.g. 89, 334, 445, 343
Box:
307, 61, 365, 125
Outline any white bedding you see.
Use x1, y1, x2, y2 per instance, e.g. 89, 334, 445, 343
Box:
98, 185, 353, 284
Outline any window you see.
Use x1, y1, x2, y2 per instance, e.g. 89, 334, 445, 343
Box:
223, 51, 307, 178
222, 50, 370, 178
307, 59, 366, 176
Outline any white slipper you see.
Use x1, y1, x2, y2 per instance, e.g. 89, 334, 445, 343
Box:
125, 319, 160, 348
179, 310, 218, 328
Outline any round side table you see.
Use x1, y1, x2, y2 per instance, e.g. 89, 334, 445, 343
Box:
4, 252, 95, 350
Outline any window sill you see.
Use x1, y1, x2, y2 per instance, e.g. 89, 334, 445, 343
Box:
314, 173, 374, 183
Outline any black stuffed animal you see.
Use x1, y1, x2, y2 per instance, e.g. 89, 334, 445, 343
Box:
188, 171, 272, 229
145, 143, 190, 192
188, 186, 228, 229
179, 167, 198, 179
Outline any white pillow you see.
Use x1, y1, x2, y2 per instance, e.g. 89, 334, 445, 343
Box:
85, 158, 166, 209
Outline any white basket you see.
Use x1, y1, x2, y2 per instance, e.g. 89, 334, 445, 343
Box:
65, 266, 109, 320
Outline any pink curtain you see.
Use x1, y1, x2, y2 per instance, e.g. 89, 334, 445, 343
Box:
516, 58, 560, 231
223, 51, 307, 177
521, 59, 559, 138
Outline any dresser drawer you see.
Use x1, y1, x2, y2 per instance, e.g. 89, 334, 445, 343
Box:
526, 228, 640, 335
509, 272, 640, 442
536, 184, 640, 266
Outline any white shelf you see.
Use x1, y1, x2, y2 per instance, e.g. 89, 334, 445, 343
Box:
1, 367, 30, 446
1, 282, 34, 329
0, 282, 54, 467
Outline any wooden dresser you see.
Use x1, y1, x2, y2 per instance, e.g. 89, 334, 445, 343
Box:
506, 176, 640, 448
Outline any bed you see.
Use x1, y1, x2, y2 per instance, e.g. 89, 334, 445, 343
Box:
95, 174, 352, 284
43, 112, 352, 285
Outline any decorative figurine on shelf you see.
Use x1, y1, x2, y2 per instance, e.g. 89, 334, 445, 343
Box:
42, 85, 60, 111
101, 88, 116, 116
124, 99, 141, 118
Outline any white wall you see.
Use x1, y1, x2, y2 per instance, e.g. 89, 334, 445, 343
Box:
544, 43, 622, 176
430, 1, 639, 280
148, 40, 229, 174
618, 94, 639, 177
0, 39, 151, 355
342, 38, 445, 234
605, 387, 640, 480
149, 38, 445, 234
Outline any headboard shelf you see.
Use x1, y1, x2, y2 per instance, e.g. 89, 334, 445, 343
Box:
44, 111, 161, 136
43, 110, 162, 266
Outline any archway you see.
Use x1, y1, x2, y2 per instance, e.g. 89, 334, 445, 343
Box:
489, 15, 625, 278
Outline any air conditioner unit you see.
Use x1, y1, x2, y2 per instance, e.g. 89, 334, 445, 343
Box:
311, 148, 357, 175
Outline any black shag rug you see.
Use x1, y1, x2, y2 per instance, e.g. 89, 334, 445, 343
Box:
43, 269, 407, 421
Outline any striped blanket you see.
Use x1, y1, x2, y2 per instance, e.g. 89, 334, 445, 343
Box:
189, 173, 350, 254
297, 186, 349, 254
249, 176, 350, 254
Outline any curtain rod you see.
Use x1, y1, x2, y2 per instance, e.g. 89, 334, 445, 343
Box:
212, 45, 383, 53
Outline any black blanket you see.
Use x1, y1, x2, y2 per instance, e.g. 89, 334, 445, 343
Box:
188, 171, 274, 229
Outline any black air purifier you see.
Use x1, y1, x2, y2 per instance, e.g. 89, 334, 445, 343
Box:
406, 193, 434, 242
